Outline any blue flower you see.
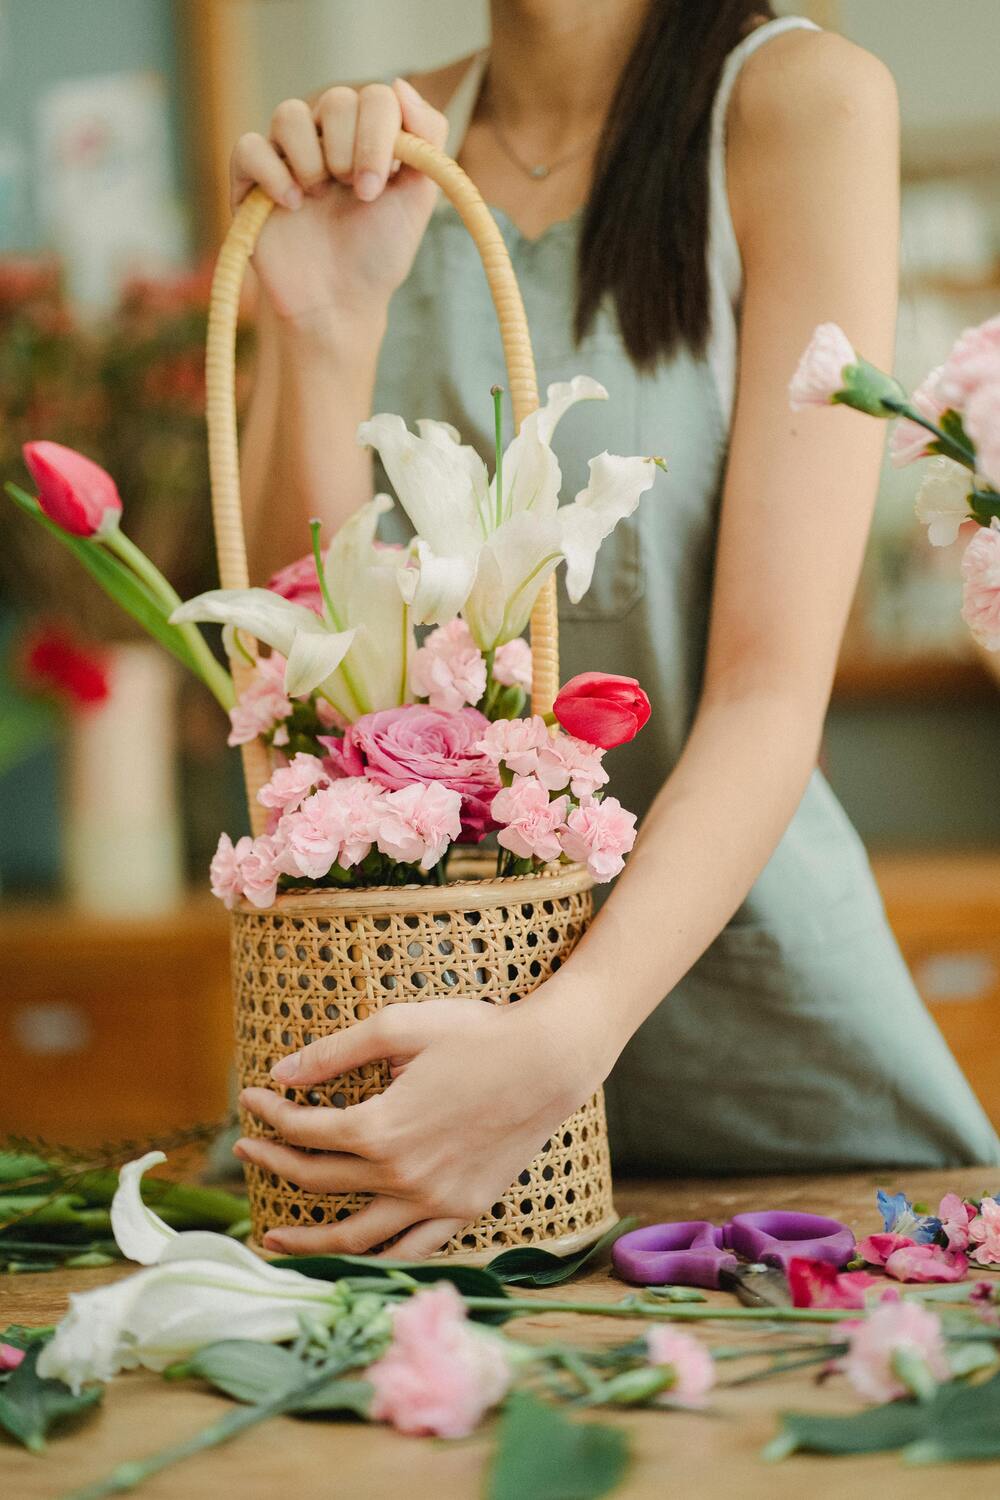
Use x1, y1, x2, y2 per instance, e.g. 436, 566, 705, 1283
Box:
876, 1189, 942, 1243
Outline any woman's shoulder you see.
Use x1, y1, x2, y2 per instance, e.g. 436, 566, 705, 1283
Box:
730, 26, 897, 143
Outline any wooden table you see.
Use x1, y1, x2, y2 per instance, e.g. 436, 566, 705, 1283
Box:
5, 1168, 997, 1499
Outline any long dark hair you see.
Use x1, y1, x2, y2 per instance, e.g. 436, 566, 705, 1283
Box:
576, 1, 774, 368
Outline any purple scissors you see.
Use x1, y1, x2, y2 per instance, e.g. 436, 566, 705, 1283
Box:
612, 1211, 855, 1307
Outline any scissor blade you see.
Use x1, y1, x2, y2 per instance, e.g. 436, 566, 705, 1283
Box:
719, 1265, 792, 1308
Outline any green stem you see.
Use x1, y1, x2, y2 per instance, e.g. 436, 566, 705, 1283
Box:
462, 1296, 852, 1324
104, 530, 234, 711
881, 398, 978, 470
492, 385, 504, 529
308, 519, 369, 718
398, 601, 410, 706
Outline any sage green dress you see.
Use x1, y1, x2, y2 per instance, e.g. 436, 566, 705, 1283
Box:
374, 18, 1000, 1172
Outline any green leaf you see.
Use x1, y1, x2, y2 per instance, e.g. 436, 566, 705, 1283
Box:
0, 1153, 51, 1185
905, 1372, 1000, 1464
271, 1253, 512, 1319
763, 1399, 926, 1459
487, 1217, 640, 1288
0, 1345, 102, 1453
186, 1341, 374, 1418
4, 483, 202, 677
487, 1392, 630, 1500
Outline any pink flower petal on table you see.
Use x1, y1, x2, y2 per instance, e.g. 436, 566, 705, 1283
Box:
884, 1243, 968, 1283
788, 1258, 879, 1310
856, 1233, 916, 1267
0, 1343, 25, 1371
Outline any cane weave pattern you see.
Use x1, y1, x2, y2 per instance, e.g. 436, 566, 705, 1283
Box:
233, 864, 616, 1257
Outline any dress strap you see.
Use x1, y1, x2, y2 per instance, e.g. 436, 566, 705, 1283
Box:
706, 16, 820, 423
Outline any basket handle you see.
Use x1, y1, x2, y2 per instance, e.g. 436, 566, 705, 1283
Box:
206, 131, 560, 833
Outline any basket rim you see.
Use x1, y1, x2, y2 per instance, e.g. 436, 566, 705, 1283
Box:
232, 860, 594, 917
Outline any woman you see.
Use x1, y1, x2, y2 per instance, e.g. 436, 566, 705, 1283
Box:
230, 0, 1000, 1258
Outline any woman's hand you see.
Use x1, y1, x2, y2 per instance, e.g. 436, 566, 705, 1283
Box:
230, 77, 448, 325
235, 983, 608, 1259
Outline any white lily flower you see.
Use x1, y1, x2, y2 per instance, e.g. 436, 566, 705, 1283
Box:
171, 588, 355, 700
915, 458, 972, 547
37, 1151, 348, 1394
358, 377, 661, 651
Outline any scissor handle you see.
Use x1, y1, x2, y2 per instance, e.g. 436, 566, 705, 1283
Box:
726, 1211, 855, 1272
611, 1220, 739, 1288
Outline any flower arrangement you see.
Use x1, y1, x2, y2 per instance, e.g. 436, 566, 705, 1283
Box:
5, 375, 659, 908
790, 315, 1000, 650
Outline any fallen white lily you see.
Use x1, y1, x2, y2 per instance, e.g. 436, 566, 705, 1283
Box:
36, 1152, 349, 1394
360, 377, 661, 651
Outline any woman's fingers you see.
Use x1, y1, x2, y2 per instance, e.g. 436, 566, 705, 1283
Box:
375, 1218, 465, 1260
239, 1085, 385, 1153
269, 98, 326, 191
353, 84, 403, 201
314, 85, 359, 183
269, 1004, 427, 1088
232, 1135, 381, 1193
262, 1195, 416, 1255
230, 131, 302, 211
393, 76, 449, 151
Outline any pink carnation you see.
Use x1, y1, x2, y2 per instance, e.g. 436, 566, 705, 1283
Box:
409, 620, 486, 712
788, 1258, 879, 1310
322, 705, 500, 841
376, 781, 463, 869
939, 1192, 976, 1252
961, 522, 1000, 650
237, 833, 284, 909
492, 776, 568, 863
938, 314, 1000, 408
280, 779, 385, 877
209, 832, 253, 908
493, 636, 532, 691
840, 1296, 949, 1404
969, 1196, 1000, 1267
965, 379, 1000, 491
257, 753, 331, 812
535, 733, 609, 798
266, 550, 325, 614
889, 365, 947, 467
645, 1326, 715, 1407
789, 323, 857, 410
366, 1283, 512, 1439
227, 655, 292, 747
476, 715, 550, 777
559, 795, 637, 882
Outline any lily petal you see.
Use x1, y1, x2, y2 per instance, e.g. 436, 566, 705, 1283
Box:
464, 513, 562, 649
558, 453, 658, 602
284, 624, 357, 697
398, 539, 477, 626
358, 413, 485, 555
498, 377, 607, 522
110, 1151, 177, 1265
171, 589, 324, 662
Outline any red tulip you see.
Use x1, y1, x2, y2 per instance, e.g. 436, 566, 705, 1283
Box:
552, 672, 650, 749
22, 623, 110, 709
23, 440, 122, 538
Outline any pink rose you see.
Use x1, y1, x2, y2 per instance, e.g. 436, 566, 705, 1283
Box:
257, 753, 330, 813
961, 522, 1000, 650
492, 776, 568, 863
787, 1258, 879, 1310
209, 832, 252, 908
366, 1283, 512, 1439
266, 549, 325, 614
645, 1327, 715, 1408
0, 1343, 26, 1371
227, 655, 293, 747
280, 779, 385, 877
409, 620, 487, 712
938, 314, 1000, 408
493, 636, 532, 691
559, 795, 638, 882
322, 705, 500, 841
889, 366, 947, 468
939, 1192, 976, 1252
856, 1232, 917, 1267
23, 440, 122, 538
969, 1196, 1000, 1266
788, 323, 857, 411
840, 1296, 949, 1404
238, 833, 284, 909
552, 672, 650, 749
965, 379, 1000, 491
376, 781, 463, 869
884, 1243, 968, 1283
476, 716, 551, 777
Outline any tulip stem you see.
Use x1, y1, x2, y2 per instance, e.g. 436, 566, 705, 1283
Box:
104, 529, 235, 711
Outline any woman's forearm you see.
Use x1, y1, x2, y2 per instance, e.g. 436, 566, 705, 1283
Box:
543, 688, 826, 1066
242, 296, 387, 581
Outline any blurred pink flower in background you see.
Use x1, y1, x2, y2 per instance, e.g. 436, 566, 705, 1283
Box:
969, 1196, 1000, 1266
266, 550, 325, 614
937, 314, 1000, 408
375, 782, 463, 869
960, 522, 1000, 650
645, 1326, 715, 1407
560, 796, 637, 881
840, 1296, 949, 1404
493, 777, 568, 863
788, 323, 857, 410
366, 1283, 512, 1439
0, 1344, 26, 1371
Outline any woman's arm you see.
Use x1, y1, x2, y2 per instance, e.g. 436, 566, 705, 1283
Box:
237, 33, 900, 1257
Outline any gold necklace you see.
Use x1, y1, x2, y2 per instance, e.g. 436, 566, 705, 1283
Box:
486, 85, 600, 182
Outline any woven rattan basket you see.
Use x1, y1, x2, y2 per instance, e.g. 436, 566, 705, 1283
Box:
207, 132, 617, 1261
